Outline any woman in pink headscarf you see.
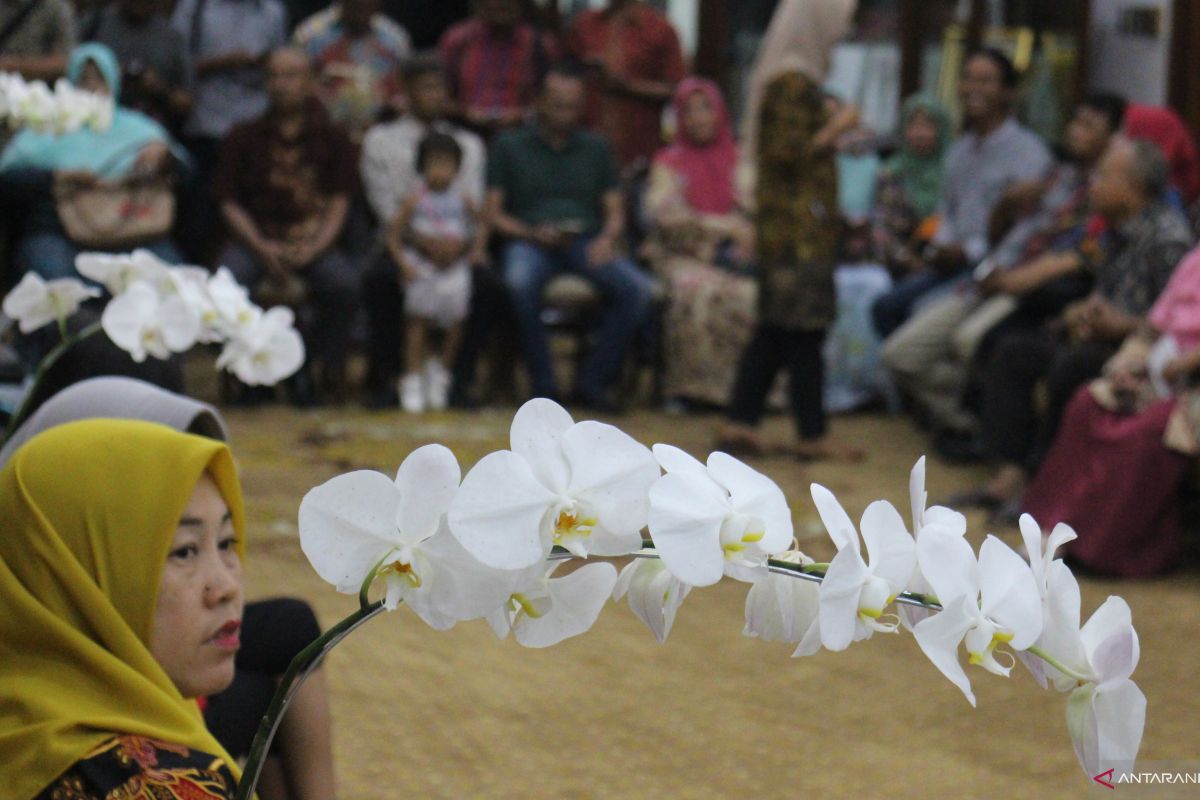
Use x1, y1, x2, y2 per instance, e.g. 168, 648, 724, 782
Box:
1023, 243, 1200, 577
1125, 104, 1200, 205
644, 76, 758, 409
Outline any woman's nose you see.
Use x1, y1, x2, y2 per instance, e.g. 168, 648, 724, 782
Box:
203, 556, 242, 607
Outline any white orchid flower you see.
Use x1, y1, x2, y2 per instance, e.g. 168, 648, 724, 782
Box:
901, 457, 967, 630
216, 306, 305, 385
743, 550, 819, 643
795, 486, 916, 656
488, 561, 618, 648
14, 80, 55, 131
613, 558, 691, 643
1058, 596, 1146, 779
448, 398, 660, 569
913, 535, 1043, 706
205, 266, 262, 338
2, 272, 99, 333
646, 444, 792, 587
100, 280, 200, 362
299, 445, 512, 628
75, 250, 168, 296
1014, 515, 1082, 688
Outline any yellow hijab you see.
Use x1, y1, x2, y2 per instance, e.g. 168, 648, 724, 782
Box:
0, 419, 247, 799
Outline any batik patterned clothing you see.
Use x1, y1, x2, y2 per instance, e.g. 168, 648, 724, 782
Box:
564, 4, 684, 167
1092, 202, 1195, 317
35, 736, 237, 799
293, 6, 412, 139
754, 71, 840, 331
438, 19, 555, 122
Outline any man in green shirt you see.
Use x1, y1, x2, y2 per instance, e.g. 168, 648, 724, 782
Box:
487, 63, 652, 410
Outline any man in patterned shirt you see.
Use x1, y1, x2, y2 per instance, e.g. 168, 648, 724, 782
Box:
293, 0, 411, 142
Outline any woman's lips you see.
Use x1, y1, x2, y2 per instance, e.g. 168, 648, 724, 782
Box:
210, 620, 241, 650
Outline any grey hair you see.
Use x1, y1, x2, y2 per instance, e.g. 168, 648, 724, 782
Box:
1127, 139, 1170, 200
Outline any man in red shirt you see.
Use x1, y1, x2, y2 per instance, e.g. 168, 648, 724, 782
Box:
438, 0, 557, 139
564, 0, 685, 169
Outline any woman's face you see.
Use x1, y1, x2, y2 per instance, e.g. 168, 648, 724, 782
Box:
150, 473, 243, 698
76, 60, 111, 97
681, 90, 719, 146
904, 110, 940, 157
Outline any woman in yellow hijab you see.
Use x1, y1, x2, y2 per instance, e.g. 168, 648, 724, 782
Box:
0, 419, 247, 799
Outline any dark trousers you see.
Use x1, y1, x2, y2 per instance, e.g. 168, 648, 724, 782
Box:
728, 325, 827, 440
361, 251, 513, 400
221, 243, 359, 366
980, 329, 1116, 468
871, 269, 961, 339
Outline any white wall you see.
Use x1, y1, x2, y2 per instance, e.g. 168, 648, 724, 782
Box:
1089, 0, 1173, 106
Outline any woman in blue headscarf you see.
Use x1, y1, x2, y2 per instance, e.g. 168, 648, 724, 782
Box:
0, 43, 189, 281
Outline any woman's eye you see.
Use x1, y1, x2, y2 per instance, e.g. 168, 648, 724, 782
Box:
218, 537, 240, 552
169, 544, 199, 560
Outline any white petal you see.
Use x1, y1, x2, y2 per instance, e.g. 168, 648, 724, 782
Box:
646, 471, 730, 587
978, 535, 1042, 650
616, 559, 689, 643
1066, 683, 1101, 778
921, 506, 967, 537
394, 444, 460, 545
101, 282, 158, 361
708, 452, 793, 554
652, 443, 707, 476
859, 500, 916, 593
916, 526, 979, 605
746, 570, 819, 643
1044, 522, 1078, 564
817, 545, 870, 652
909, 456, 927, 530
1036, 561, 1088, 690
2, 272, 54, 333
158, 294, 201, 352
1093, 680, 1146, 776
792, 614, 823, 657
448, 450, 559, 570
513, 562, 618, 648
1081, 597, 1139, 685
913, 594, 978, 706
1018, 514, 1046, 585
406, 525, 513, 627
509, 398, 573, 494
299, 471, 402, 593
563, 421, 659, 554
810, 483, 860, 554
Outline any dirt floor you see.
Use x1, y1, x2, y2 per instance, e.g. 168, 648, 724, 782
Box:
223, 403, 1200, 800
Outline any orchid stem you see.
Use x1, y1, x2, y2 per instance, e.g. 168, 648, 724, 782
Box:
1026, 646, 1093, 684
234, 599, 386, 800
1, 321, 102, 443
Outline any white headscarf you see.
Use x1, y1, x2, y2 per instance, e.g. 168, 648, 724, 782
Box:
0, 377, 229, 466
741, 0, 858, 175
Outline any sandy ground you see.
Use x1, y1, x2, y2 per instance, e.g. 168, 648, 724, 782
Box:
224, 403, 1200, 800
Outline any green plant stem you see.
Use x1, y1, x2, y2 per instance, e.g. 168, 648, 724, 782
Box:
1026, 646, 1093, 684
1, 321, 102, 443
235, 541, 945, 797
234, 598, 386, 800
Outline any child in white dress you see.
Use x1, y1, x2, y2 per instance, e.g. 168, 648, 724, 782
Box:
386, 132, 487, 411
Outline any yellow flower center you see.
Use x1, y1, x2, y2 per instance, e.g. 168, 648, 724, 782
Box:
380, 559, 421, 589
552, 509, 596, 545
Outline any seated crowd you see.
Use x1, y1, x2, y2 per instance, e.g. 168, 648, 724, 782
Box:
3, 0, 1200, 584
